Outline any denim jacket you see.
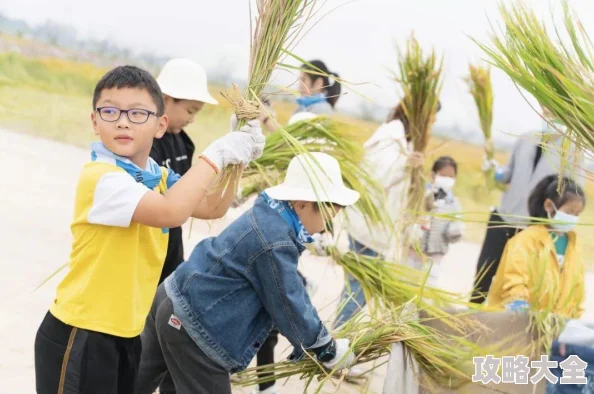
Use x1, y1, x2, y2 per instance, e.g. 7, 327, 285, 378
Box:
164, 195, 332, 373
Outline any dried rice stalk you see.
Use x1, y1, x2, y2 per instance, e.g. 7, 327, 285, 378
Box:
240, 116, 389, 227
330, 248, 479, 325
236, 306, 504, 392
394, 34, 444, 222
466, 64, 495, 190
225, 0, 316, 125
524, 242, 575, 356
220, 84, 260, 121
474, 0, 594, 157
217, 0, 318, 189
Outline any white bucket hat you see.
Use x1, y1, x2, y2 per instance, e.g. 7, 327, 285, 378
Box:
288, 111, 317, 125
265, 152, 360, 206
157, 58, 218, 105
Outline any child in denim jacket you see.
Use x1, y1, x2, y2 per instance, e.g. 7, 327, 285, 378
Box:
136, 152, 360, 394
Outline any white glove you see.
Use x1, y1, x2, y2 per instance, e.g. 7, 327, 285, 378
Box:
201, 132, 256, 171
311, 233, 333, 257
230, 115, 265, 161
322, 338, 355, 371
201, 117, 265, 171
481, 156, 499, 172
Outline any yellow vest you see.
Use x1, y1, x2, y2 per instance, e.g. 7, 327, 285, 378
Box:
487, 225, 584, 319
51, 162, 169, 337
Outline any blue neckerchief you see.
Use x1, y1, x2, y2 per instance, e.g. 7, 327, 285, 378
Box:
505, 300, 530, 313
90, 142, 170, 234
296, 93, 327, 110
261, 192, 314, 245
91, 142, 163, 189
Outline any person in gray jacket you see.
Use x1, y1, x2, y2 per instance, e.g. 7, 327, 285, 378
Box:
471, 121, 584, 304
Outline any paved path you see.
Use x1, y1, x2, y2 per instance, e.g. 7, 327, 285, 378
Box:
1, 129, 592, 394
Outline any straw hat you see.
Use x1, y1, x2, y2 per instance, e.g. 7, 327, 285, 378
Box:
265, 152, 360, 206
157, 58, 218, 105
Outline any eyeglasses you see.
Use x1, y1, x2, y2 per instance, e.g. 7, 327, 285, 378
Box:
96, 107, 159, 124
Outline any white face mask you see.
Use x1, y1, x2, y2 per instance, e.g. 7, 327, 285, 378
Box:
433, 175, 455, 192
548, 203, 579, 233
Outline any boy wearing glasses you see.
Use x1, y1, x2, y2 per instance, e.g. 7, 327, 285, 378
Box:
33, 65, 265, 394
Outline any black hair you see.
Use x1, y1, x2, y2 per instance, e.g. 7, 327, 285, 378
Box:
92, 65, 165, 116
528, 175, 585, 220
432, 156, 457, 175
301, 60, 341, 108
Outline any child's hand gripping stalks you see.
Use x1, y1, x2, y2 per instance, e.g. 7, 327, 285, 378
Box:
201, 115, 265, 172
318, 338, 356, 371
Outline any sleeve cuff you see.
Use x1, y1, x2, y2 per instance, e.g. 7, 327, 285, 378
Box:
505, 300, 530, 312
494, 168, 505, 183
287, 324, 332, 362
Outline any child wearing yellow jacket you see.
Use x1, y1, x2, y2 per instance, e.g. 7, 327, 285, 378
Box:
487, 175, 586, 318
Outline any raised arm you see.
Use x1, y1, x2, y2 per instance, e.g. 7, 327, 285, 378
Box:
132, 158, 219, 228
133, 118, 265, 228
191, 166, 245, 220
494, 143, 517, 185
86, 159, 213, 230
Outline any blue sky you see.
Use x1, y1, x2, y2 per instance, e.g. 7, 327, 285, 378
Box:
2, 0, 593, 144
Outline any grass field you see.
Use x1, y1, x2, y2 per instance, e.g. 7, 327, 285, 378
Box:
1, 51, 593, 261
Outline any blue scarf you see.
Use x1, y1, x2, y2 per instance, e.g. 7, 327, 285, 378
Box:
296, 93, 327, 110
261, 192, 314, 245
90, 142, 169, 234
90, 142, 163, 189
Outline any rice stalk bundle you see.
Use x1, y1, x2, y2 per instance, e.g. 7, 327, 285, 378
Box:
466, 64, 495, 190
329, 248, 478, 325
394, 34, 444, 220
223, 0, 317, 122
473, 0, 594, 157
241, 116, 390, 227
217, 0, 319, 187
524, 240, 577, 356
236, 306, 502, 391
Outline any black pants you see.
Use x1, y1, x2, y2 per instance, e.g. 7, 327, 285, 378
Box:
35, 311, 141, 394
471, 210, 522, 304
256, 330, 279, 391
158, 251, 183, 394
136, 285, 232, 394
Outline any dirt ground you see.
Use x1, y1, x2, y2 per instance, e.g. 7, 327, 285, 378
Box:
1, 129, 593, 394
